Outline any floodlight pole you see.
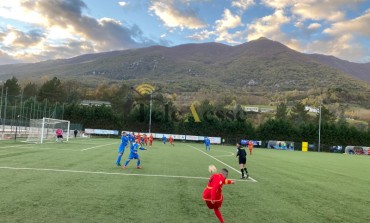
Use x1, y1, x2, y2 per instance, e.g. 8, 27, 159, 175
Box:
15, 115, 19, 141
318, 104, 322, 152
149, 93, 152, 134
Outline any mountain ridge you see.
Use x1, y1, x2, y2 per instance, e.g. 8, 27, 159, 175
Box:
0, 37, 369, 89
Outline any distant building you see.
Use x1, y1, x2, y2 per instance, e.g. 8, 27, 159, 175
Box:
242, 106, 259, 112
260, 108, 274, 113
304, 106, 319, 113
81, 100, 111, 107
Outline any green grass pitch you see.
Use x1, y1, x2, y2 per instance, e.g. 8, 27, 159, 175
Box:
0, 138, 369, 223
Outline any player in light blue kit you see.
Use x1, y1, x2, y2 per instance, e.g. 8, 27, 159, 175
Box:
162, 135, 167, 144
123, 139, 146, 169
127, 132, 135, 144
116, 131, 128, 166
204, 137, 211, 152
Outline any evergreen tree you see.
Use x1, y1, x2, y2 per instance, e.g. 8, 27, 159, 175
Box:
23, 82, 38, 100
290, 102, 310, 125
276, 102, 288, 120
38, 77, 66, 103
3, 77, 21, 103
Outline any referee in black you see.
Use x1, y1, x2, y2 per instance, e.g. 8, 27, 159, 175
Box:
236, 143, 249, 179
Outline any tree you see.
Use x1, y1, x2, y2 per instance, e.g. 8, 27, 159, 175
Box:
38, 77, 66, 103
3, 76, 21, 103
62, 80, 82, 103
316, 105, 336, 124
290, 102, 310, 125
275, 102, 288, 120
23, 82, 38, 100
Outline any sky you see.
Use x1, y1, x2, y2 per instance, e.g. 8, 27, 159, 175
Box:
0, 0, 370, 65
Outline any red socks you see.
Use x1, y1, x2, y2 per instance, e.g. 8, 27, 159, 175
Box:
214, 208, 224, 223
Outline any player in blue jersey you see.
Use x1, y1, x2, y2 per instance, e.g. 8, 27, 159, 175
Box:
162, 135, 167, 144
123, 139, 146, 169
116, 131, 128, 166
204, 137, 211, 152
126, 132, 135, 145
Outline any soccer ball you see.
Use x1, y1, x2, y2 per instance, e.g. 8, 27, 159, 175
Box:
208, 164, 217, 173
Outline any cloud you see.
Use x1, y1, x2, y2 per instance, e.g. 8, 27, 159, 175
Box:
21, 0, 141, 49
324, 11, 370, 37
1, 28, 45, 47
261, 0, 366, 22
309, 10, 370, 62
0, 50, 22, 65
307, 23, 321, 30
260, 0, 292, 9
231, 0, 255, 11
149, 0, 206, 30
291, 2, 345, 22
305, 34, 368, 62
247, 9, 290, 41
214, 9, 243, 43
118, 1, 127, 7
187, 30, 214, 41
0, 0, 159, 64
187, 9, 243, 44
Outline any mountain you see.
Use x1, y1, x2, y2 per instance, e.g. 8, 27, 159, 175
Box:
0, 37, 369, 94
308, 54, 370, 83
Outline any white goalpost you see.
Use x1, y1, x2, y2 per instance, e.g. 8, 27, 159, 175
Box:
26, 117, 70, 144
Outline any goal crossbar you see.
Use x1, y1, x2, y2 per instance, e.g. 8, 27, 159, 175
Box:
26, 117, 70, 144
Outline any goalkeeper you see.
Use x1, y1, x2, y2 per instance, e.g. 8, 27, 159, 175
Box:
55, 128, 63, 143
123, 139, 146, 169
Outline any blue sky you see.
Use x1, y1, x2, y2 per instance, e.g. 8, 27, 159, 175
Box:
0, 0, 370, 65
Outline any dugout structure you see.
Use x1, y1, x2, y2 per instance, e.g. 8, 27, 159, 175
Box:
26, 118, 70, 144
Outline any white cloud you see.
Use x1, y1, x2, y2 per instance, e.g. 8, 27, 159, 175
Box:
260, 0, 292, 9
187, 9, 243, 44
0, 0, 158, 64
149, 0, 206, 29
214, 9, 243, 43
231, 0, 255, 11
324, 11, 370, 37
0, 1, 47, 25
261, 0, 366, 22
305, 34, 367, 62
118, 1, 127, 7
187, 30, 214, 41
307, 23, 321, 30
292, 2, 345, 22
247, 9, 290, 41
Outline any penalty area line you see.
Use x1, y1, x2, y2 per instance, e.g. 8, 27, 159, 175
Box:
0, 166, 249, 182
186, 145, 258, 183
81, 142, 117, 151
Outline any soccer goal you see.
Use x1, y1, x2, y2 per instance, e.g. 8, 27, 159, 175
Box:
26, 118, 70, 144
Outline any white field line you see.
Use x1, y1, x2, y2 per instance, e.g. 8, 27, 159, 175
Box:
0, 145, 26, 149
187, 145, 258, 182
0, 166, 248, 182
81, 142, 117, 151
0, 144, 79, 152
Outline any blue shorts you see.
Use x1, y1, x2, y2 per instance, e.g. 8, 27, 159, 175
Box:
118, 144, 127, 153
128, 153, 139, 159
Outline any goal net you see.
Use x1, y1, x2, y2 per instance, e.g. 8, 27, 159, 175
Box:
26, 118, 70, 144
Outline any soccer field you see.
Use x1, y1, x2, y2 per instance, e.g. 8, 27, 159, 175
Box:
0, 138, 369, 223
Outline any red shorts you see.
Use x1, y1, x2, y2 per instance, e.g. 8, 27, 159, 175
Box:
205, 200, 223, 209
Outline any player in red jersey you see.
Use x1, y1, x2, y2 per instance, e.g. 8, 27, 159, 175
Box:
202, 168, 235, 223
149, 134, 153, 147
248, 140, 253, 155
143, 134, 148, 146
169, 135, 174, 146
